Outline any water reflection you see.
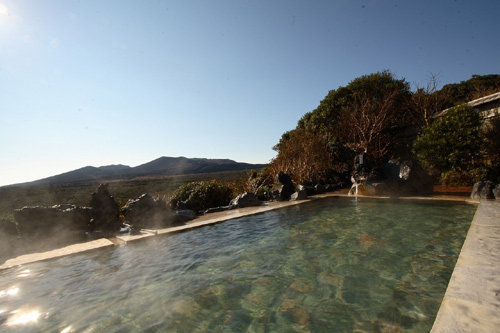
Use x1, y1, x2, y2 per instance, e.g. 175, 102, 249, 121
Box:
0, 287, 19, 298
16, 270, 30, 278
0, 198, 476, 332
5, 309, 40, 326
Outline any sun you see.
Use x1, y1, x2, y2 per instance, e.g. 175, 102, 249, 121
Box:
0, 4, 8, 16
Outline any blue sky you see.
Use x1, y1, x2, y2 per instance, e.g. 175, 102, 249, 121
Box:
0, 0, 498, 186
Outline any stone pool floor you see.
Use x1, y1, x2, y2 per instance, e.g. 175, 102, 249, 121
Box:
1, 193, 498, 331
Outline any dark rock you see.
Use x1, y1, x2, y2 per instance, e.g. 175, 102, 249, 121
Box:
0, 219, 19, 237
493, 185, 500, 200
230, 192, 262, 208
350, 160, 433, 196
315, 184, 326, 194
0, 219, 20, 261
13, 204, 91, 252
122, 194, 180, 230
324, 184, 339, 192
471, 181, 495, 199
291, 189, 308, 201
173, 210, 197, 223
271, 190, 280, 200
381, 161, 401, 180
396, 160, 433, 194
205, 205, 236, 214
304, 186, 316, 196
276, 172, 295, 200
89, 184, 123, 233
177, 199, 194, 211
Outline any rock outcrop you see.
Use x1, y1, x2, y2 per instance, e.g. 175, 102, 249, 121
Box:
230, 192, 262, 208
0, 219, 20, 261
13, 204, 92, 251
349, 160, 433, 196
276, 172, 296, 200
493, 185, 500, 200
291, 189, 308, 201
471, 181, 496, 199
88, 184, 123, 233
122, 194, 181, 231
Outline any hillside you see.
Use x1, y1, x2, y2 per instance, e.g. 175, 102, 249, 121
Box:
24, 157, 266, 186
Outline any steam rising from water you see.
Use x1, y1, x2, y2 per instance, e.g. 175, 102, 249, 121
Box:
0, 198, 476, 331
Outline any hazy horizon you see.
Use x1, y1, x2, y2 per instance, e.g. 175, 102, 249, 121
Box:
1, 0, 499, 186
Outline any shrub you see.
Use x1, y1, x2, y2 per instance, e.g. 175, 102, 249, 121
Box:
439, 167, 489, 186
170, 181, 234, 212
439, 170, 472, 186
413, 104, 482, 171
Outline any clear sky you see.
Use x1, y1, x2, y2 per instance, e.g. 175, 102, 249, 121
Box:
0, 0, 498, 186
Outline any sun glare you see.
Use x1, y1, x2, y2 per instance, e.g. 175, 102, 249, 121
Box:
5, 309, 41, 326
0, 4, 8, 16
0, 287, 19, 298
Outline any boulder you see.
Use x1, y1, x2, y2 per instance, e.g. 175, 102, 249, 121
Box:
230, 192, 262, 208
471, 181, 495, 199
350, 160, 433, 196
276, 172, 295, 200
315, 184, 326, 194
396, 160, 433, 194
173, 210, 197, 224
291, 189, 308, 201
122, 194, 179, 230
0, 219, 20, 261
13, 204, 91, 251
88, 184, 123, 233
324, 184, 340, 192
493, 185, 500, 200
205, 205, 236, 214
304, 186, 317, 196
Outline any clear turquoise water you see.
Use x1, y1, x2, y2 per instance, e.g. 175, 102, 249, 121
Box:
0, 198, 476, 332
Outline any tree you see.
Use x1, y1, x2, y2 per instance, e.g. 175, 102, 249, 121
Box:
268, 129, 334, 185
411, 73, 451, 128
438, 74, 500, 107
299, 71, 413, 163
413, 104, 482, 171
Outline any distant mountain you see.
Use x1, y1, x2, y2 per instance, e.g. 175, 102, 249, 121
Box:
29, 157, 266, 185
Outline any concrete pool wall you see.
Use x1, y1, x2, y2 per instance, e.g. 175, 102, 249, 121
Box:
1, 194, 497, 331
431, 199, 500, 332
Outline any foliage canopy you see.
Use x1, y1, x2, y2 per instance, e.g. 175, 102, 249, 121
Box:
412, 104, 482, 171
170, 180, 234, 212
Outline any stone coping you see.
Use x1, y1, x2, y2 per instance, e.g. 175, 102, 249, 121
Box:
431, 199, 500, 332
1, 193, 495, 331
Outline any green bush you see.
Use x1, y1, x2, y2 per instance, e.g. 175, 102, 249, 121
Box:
439, 167, 489, 186
170, 181, 234, 212
413, 104, 482, 171
256, 186, 271, 198
439, 170, 472, 186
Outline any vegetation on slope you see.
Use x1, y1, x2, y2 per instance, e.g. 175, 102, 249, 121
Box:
270, 71, 500, 186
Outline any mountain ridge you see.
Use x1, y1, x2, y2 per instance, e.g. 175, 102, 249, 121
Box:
14, 156, 266, 186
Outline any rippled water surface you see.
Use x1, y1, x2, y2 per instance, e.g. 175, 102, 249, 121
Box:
0, 198, 476, 332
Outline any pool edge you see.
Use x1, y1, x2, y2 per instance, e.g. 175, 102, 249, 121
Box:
431, 199, 500, 332
2, 193, 494, 332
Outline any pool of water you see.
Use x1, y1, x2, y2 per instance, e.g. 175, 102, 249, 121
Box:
0, 197, 476, 332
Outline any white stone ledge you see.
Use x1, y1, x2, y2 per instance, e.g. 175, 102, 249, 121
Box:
432, 200, 500, 332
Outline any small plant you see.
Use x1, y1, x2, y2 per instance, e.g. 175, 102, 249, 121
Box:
169, 181, 234, 212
